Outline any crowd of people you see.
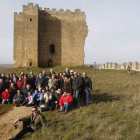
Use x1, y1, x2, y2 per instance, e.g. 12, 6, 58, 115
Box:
0, 68, 92, 114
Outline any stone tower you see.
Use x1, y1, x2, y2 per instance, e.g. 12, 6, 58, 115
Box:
14, 3, 88, 67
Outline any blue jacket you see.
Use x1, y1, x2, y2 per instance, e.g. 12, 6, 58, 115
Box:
32, 91, 41, 101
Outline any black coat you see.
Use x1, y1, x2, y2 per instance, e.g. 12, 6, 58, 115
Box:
82, 76, 92, 90
72, 76, 83, 91
22, 88, 34, 97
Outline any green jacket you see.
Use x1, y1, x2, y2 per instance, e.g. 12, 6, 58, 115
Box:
19, 111, 47, 130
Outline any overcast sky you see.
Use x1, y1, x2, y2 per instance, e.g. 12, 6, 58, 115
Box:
0, 0, 140, 64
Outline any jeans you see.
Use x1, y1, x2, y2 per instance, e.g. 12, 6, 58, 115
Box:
73, 90, 80, 106
84, 89, 90, 105
63, 102, 71, 113
2, 98, 10, 104
73, 90, 80, 98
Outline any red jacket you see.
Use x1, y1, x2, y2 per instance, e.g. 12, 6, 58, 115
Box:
1, 91, 10, 100
59, 94, 73, 107
17, 80, 22, 89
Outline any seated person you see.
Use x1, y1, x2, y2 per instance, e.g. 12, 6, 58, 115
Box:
59, 90, 73, 114
40, 88, 53, 112
32, 89, 41, 107
40, 88, 46, 107
13, 90, 26, 107
25, 91, 34, 107
1, 88, 10, 104
13, 107, 47, 140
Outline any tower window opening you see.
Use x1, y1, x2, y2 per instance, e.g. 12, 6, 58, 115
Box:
30, 18, 32, 21
50, 44, 55, 54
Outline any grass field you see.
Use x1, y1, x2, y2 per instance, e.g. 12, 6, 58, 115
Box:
0, 104, 13, 116
0, 66, 140, 140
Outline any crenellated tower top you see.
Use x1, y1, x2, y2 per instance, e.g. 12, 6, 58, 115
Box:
14, 3, 86, 21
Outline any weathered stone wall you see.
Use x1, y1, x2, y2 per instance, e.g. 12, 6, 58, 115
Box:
22, 4, 39, 67
14, 13, 23, 67
99, 62, 118, 69
14, 3, 88, 67
112, 63, 118, 69
132, 62, 138, 71
38, 9, 62, 66
105, 63, 109, 69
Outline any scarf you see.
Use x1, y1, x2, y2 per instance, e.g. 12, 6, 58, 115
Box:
23, 78, 27, 87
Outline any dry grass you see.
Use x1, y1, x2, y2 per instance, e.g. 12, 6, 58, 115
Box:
1, 66, 140, 140
0, 104, 14, 116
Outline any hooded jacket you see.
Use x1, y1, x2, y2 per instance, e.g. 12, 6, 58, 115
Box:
1, 91, 10, 100
59, 93, 73, 107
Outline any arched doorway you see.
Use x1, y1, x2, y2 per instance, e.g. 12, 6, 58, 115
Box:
29, 62, 32, 66
50, 44, 55, 54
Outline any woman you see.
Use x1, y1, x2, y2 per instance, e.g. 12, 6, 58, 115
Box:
16, 76, 22, 90
1, 88, 10, 104
63, 76, 72, 94
48, 74, 58, 90
40, 88, 53, 112
25, 91, 34, 107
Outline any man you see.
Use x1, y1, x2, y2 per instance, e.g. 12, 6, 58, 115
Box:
13, 90, 26, 107
42, 70, 47, 78
35, 72, 45, 86
9, 82, 17, 103
59, 90, 73, 114
22, 84, 33, 97
12, 107, 47, 140
82, 72, 92, 106
72, 72, 83, 107
53, 88, 63, 109
13, 73, 18, 85
65, 68, 70, 78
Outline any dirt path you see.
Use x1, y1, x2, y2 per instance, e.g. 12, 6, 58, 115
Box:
0, 106, 32, 140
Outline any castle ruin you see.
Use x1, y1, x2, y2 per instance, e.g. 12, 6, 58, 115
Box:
14, 3, 88, 67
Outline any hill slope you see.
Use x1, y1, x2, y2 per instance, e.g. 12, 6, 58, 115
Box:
0, 66, 140, 140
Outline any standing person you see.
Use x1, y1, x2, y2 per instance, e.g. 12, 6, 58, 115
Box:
21, 75, 30, 90
13, 73, 18, 85
48, 74, 58, 90
1, 88, 10, 104
65, 68, 70, 78
0, 79, 5, 102
35, 72, 45, 87
29, 74, 36, 89
127, 65, 131, 75
13, 107, 47, 140
72, 72, 83, 107
53, 88, 63, 109
82, 72, 92, 106
5, 74, 11, 88
63, 76, 72, 94
49, 69, 55, 77
16, 76, 22, 90
42, 70, 47, 78
9, 83, 17, 103
13, 90, 26, 107
59, 90, 73, 114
